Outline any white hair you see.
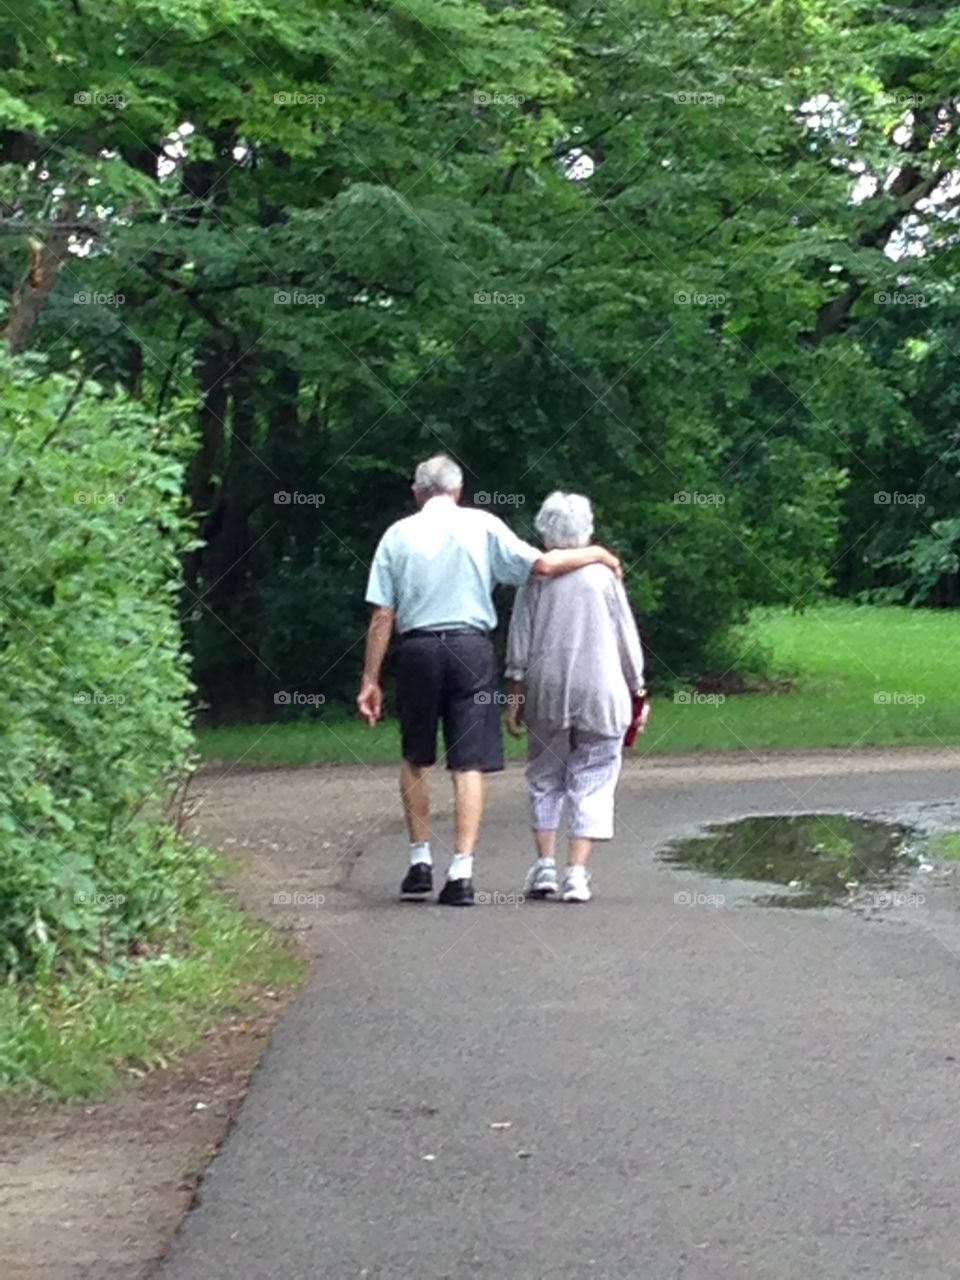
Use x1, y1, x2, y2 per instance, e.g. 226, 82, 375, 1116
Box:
413, 454, 463, 498
534, 491, 594, 549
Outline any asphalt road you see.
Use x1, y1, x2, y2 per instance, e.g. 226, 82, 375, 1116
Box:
156, 753, 960, 1280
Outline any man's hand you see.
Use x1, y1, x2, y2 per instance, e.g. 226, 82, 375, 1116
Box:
594, 545, 623, 579
357, 677, 383, 726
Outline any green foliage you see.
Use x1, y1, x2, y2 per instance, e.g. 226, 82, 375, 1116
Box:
0, 895, 302, 1098
3, 0, 960, 715
0, 353, 201, 976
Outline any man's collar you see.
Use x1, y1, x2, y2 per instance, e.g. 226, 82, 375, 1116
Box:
422, 494, 457, 510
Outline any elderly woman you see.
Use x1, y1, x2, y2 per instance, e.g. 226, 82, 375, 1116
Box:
504, 492, 647, 902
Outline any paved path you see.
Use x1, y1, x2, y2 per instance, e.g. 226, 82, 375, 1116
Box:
157, 753, 960, 1279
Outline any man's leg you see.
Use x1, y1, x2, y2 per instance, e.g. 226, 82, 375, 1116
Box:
395, 636, 441, 898
438, 633, 502, 905
400, 760, 431, 842
451, 768, 484, 854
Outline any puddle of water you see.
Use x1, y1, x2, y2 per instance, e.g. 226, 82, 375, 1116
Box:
659, 814, 919, 908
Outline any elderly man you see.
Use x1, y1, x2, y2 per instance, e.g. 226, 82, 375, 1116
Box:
358, 455, 622, 906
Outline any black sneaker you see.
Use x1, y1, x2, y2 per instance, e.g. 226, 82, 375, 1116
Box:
400, 863, 433, 897
437, 877, 474, 907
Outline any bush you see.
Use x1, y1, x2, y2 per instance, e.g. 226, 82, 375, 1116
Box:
0, 354, 202, 977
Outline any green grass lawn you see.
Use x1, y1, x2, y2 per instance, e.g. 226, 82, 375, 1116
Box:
197, 603, 960, 767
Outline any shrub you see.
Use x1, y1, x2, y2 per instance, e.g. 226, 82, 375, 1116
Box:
0, 354, 203, 977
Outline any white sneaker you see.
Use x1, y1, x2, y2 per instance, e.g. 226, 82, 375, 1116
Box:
561, 867, 592, 903
524, 859, 559, 898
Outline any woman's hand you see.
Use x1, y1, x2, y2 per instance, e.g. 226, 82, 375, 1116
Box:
505, 681, 526, 738
623, 692, 649, 747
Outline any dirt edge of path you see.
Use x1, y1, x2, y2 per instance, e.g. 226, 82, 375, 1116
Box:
0, 780, 394, 1280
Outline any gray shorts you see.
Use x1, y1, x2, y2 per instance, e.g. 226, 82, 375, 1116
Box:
526, 722, 624, 840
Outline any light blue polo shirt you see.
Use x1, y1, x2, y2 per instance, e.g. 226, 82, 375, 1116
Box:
366, 495, 540, 633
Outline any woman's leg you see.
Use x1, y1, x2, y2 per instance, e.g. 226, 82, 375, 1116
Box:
562, 732, 624, 897
524, 723, 570, 894
567, 836, 593, 867
526, 722, 569, 845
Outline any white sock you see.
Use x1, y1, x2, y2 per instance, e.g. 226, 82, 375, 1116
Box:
448, 853, 473, 881
536, 856, 556, 867
409, 842, 432, 867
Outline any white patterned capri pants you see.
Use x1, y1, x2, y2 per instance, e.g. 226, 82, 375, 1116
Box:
526, 722, 624, 841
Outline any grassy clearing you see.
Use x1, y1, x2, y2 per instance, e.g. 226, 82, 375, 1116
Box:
928, 832, 960, 861
197, 603, 960, 767
0, 898, 302, 1100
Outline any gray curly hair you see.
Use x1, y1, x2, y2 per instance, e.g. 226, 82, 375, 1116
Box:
534, 491, 594, 549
